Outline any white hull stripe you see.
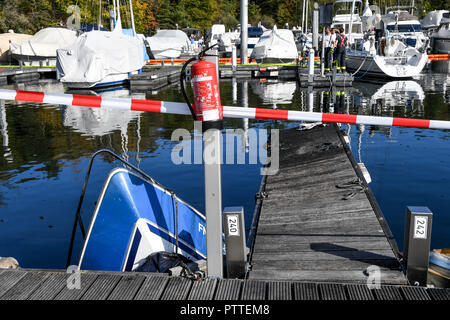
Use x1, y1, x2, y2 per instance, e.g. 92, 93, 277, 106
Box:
0, 89, 448, 130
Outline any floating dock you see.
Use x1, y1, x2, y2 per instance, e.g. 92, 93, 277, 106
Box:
129, 66, 182, 92
247, 124, 406, 284
0, 66, 56, 85
0, 269, 448, 300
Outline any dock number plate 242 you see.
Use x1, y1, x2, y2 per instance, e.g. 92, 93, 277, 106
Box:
413, 216, 428, 239
227, 215, 240, 236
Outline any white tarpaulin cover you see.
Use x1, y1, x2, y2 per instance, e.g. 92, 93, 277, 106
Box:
9, 28, 76, 57
250, 26, 298, 63
145, 30, 189, 58
57, 29, 144, 84
0, 31, 32, 61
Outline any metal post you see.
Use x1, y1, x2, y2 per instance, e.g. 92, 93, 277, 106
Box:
240, 0, 248, 64
308, 48, 315, 83
302, 0, 306, 32
305, 0, 309, 34
223, 207, 247, 278
203, 51, 223, 278
232, 45, 237, 72
403, 206, 433, 286
313, 3, 319, 51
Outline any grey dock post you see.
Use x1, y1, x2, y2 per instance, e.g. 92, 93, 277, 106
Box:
240, 0, 248, 64
403, 206, 433, 286
203, 50, 223, 278
223, 207, 247, 278
232, 45, 237, 73
308, 48, 315, 83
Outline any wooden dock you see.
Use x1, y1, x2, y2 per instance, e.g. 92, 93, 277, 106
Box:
0, 269, 448, 300
247, 124, 407, 285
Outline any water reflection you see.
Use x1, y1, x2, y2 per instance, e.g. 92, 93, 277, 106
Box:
249, 80, 297, 108
0, 75, 449, 269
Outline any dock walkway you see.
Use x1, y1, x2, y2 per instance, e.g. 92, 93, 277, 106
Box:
0, 269, 448, 300
248, 124, 407, 285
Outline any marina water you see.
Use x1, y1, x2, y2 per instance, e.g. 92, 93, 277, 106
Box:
0, 70, 448, 269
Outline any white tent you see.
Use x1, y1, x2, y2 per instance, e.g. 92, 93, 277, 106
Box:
57, 28, 144, 88
145, 30, 190, 59
250, 26, 298, 63
10, 28, 76, 65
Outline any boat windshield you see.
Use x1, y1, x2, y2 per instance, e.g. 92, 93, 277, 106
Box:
387, 24, 422, 32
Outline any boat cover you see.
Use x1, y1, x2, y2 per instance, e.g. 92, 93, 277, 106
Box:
250, 26, 298, 63
145, 29, 190, 58
0, 31, 32, 61
56, 28, 144, 84
9, 28, 76, 58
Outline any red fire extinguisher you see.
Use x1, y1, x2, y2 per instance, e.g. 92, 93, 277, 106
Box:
190, 59, 223, 123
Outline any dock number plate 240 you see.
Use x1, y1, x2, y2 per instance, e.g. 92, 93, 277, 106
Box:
413, 216, 428, 239
227, 215, 240, 236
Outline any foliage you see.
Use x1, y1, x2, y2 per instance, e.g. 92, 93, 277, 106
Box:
0, 0, 447, 35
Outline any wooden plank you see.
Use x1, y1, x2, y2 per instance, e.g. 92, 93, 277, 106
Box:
251, 250, 402, 262
160, 277, 192, 300
318, 283, 347, 300
28, 272, 67, 300
426, 288, 450, 301
267, 281, 291, 300
0, 270, 27, 297
249, 270, 406, 284
107, 274, 145, 300
241, 280, 266, 300
81, 274, 122, 300
346, 284, 374, 300
133, 275, 169, 300
214, 279, 242, 300
251, 259, 401, 271
293, 282, 319, 300
373, 286, 404, 300
54, 273, 98, 300
252, 236, 394, 253
188, 279, 217, 300
0, 271, 49, 300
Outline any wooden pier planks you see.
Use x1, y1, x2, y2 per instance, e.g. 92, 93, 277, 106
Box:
248, 124, 407, 285
0, 269, 448, 300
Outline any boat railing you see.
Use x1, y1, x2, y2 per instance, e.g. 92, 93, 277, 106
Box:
66, 148, 177, 268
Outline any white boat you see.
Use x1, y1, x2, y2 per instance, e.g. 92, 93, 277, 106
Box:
346, 35, 428, 78
430, 13, 450, 54
0, 30, 32, 62
236, 26, 264, 57
218, 30, 240, 57
145, 29, 190, 59
56, 0, 145, 89
207, 24, 226, 47
421, 10, 449, 35
382, 8, 428, 51
250, 26, 298, 63
331, 0, 364, 45
9, 28, 77, 66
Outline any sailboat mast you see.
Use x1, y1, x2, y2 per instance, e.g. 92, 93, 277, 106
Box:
98, 0, 102, 30
129, 0, 136, 36
349, 0, 356, 42
116, 0, 121, 28
302, 0, 306, 32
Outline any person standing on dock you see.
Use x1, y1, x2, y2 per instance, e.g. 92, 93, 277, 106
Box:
324, 27, 336, 73
335, 27, 348, 73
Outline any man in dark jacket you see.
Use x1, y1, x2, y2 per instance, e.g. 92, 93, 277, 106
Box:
335, 27, 348, 73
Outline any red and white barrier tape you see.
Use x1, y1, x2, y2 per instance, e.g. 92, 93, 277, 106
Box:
1, 89, 450, 130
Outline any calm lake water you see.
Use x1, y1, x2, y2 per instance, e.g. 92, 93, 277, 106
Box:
0, 66, 449, 269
